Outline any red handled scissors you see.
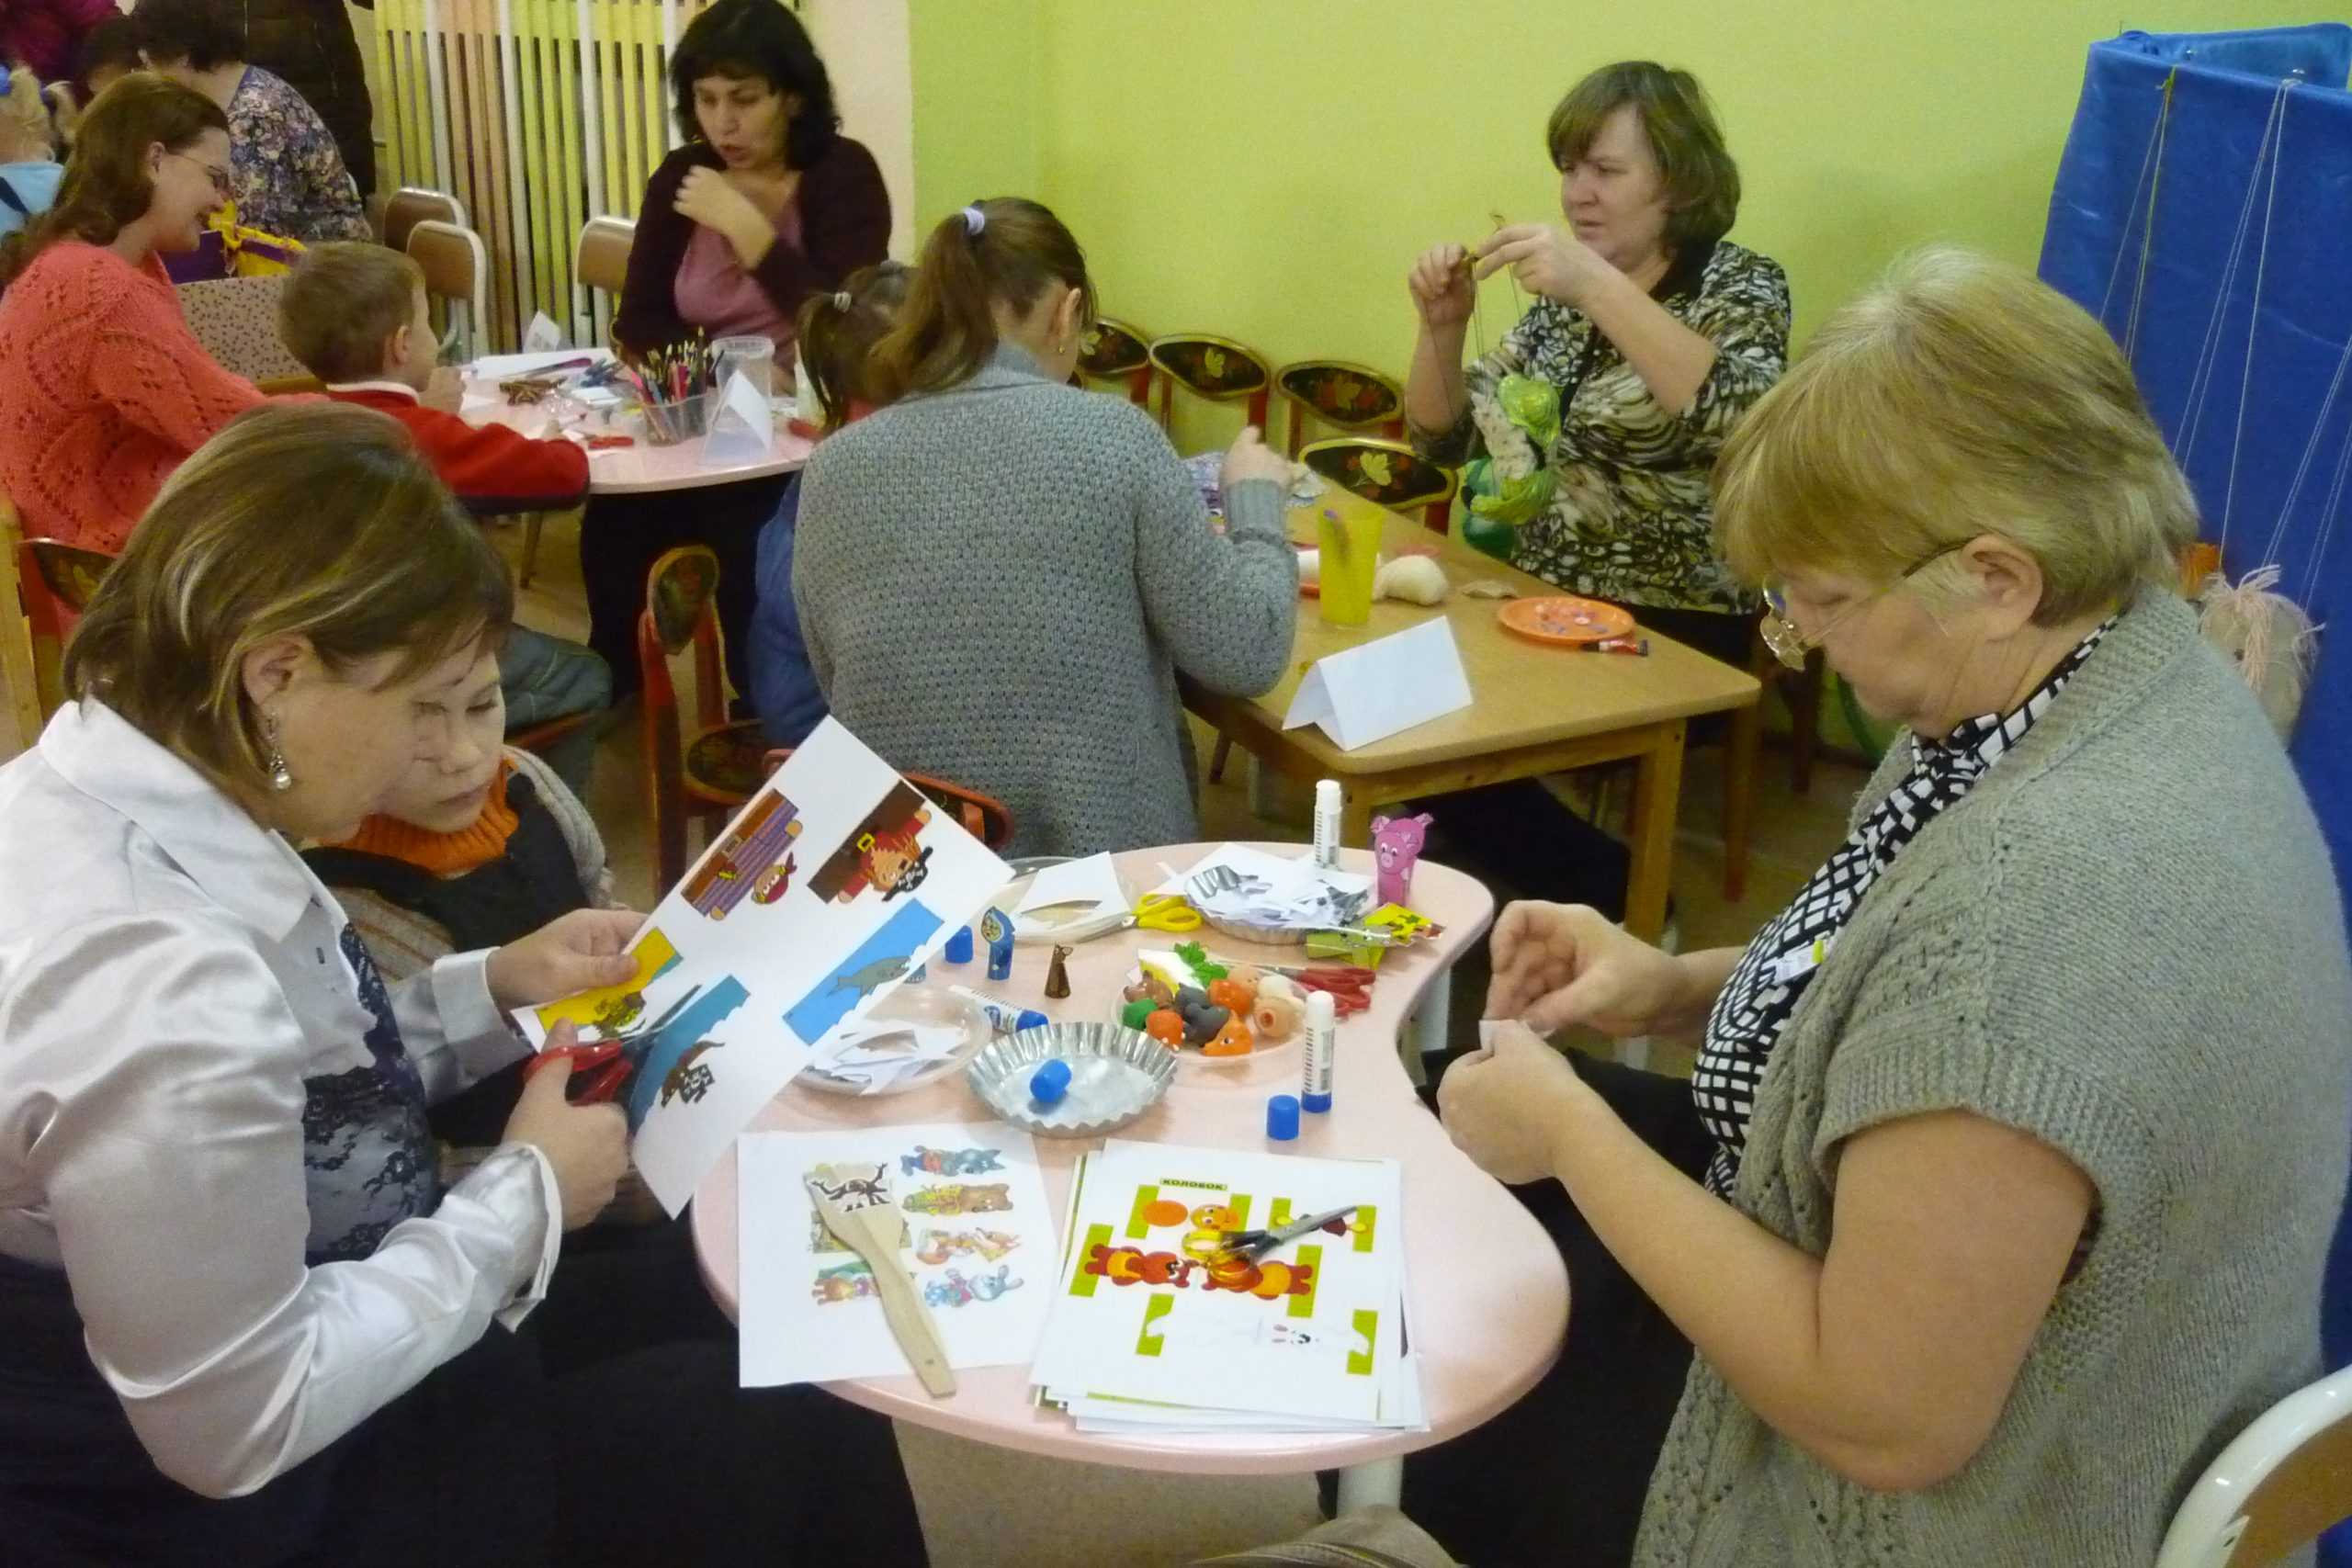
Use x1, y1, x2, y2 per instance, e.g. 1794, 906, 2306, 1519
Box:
526, 985, 701, 1105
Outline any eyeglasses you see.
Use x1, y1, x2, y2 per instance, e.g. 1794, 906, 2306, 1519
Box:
166, 152, 233, 200
1758, 543, 1967, 670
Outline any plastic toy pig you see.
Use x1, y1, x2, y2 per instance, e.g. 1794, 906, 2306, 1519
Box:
1370, 812, 1435, 908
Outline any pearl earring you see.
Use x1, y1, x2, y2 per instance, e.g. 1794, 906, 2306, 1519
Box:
262, 711, 294, 793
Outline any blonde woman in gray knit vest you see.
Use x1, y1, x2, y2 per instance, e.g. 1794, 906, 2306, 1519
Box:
792, 197, 1298, 856
1413, 248, 2352, 1567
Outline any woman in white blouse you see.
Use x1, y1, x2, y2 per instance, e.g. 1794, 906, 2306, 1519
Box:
0, 404, 931, 1566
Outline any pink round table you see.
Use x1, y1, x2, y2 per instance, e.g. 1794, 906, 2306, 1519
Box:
461, 372, 812, 494
689, 842, 1569, 1506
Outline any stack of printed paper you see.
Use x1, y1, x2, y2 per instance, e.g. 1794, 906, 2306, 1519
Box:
736, 1122, 1057, 1386
1031, 1141, 1423, 1434
1153, 843, 1374, 932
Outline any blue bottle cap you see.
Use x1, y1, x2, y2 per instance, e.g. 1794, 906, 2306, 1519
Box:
1266, 1094, 1301, 1141
1029, 1059, 1071, 1105
1302, 1091, 1332, 1113
944, 926, 974, 964
1015, 1010, 1049, 1033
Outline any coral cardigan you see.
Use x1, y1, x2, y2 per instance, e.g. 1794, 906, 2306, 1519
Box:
0, 242, 264, 551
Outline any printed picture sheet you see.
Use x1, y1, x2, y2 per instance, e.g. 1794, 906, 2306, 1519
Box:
515, 718, 1012, 1213
736, 1123, 1056, 1386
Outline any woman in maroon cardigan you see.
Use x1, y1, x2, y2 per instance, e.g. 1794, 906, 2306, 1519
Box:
590, 0, 889, 694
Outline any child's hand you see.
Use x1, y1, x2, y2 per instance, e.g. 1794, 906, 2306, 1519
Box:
422, 366, 465, 413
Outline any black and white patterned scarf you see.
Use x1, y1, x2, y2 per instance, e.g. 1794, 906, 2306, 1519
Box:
1691, 621, 2115, 1197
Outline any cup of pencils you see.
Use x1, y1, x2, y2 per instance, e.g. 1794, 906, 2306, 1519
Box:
618, 335, 718, 446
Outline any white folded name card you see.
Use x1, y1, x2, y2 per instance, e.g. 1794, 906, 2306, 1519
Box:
1283, 615, 1472, 750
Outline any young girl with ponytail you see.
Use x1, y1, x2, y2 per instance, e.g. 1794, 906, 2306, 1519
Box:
749, 258, 910, 749
792, 197, 1298, 856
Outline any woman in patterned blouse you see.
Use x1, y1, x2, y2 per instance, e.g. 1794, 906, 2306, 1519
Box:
1405, 61, 1788, 665
127, 0, 369, 243
1408, 252, 2350, 1567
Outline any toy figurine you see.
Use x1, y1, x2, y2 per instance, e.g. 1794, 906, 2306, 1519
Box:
1044, 944, 1073, 999
1251, 990, 1305, 1043
1203, 1014, 1253, 1056
980, 908, 1015, 981
1207, 976, 1257, 1015
1370, 812, 1435, 908
1120, 998, 1158, 1030
1144, 1008, 1186, 1048
1181, 1001, 1230, 1045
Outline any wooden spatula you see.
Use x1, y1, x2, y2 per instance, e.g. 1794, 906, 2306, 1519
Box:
806, 1163, 956, 1397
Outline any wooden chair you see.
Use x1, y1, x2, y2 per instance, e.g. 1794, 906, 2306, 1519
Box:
575, 215, 635, 302
406, 219, 491, 364
1078, 316, 1153, 407
1299, 436, 1459, 536
2157, 1362, 2352, 1567
637, 545, 765, 890
380, 186, 467, 255
16, 534, 111, 722
761, 750, 1018, 852
1274, 359, 1407, 457
1, 491, 43, 750
1147, 333, 1271, 434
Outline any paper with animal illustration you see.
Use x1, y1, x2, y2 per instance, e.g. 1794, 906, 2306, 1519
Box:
514, 718, 1012, 1214
736, 1123, 1056, 1387
1030, 1140, 1410, 1426
1283, 615, 1472, 750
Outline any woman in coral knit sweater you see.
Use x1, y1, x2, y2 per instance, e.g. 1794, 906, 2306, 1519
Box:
0, 72, 263, 551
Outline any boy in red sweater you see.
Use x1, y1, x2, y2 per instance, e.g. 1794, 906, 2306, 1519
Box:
281, 242, 609, 783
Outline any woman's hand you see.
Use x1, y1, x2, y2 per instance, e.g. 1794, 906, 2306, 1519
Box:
485, 908, 643, 1010
1476, 222, 1616, 310
502, 1028, 629, 1230
1435, 1020, 1597, 1184
1487, 900, 1696, 1037
1407, 243, 1476, 332
673, 168, 775, 269
1221, 424, 1291, 491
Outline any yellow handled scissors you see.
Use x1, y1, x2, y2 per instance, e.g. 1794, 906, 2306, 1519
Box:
1129, 892, 1204, 932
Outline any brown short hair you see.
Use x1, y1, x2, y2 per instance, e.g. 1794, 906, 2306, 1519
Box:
795, 260, 913, 429
1713, 246, 2197, 624
65, 402, 514, 794
279, 243, 424, 384
873, 198, 1095, 402
1545, 62, 1740, 255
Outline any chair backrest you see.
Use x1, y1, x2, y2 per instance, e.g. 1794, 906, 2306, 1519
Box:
12, 535, 112, 727
2158, 1363, 2352, 1568
406, 219, 490, 362
638, 545, 729, 887
1148, 333, 1272, 401
762, 749, 1017, 852
575, 215, 636, 299
1300, 436, 1459, 511
381, 186, 467, 255
1079, 316, 1152, 379
1274, 358, 1407, 454
1, 489, 42, 750
176, 275, 311, 384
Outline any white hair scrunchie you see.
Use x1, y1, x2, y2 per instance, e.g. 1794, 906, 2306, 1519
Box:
831, 290, 853, 310
961, 204, 986, 237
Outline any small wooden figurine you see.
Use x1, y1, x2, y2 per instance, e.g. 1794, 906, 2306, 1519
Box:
1044, 944, 1073, 999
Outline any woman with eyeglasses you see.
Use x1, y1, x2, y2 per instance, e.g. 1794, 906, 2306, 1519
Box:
1406, 249, 2351, 1566
0, 72, 266, 552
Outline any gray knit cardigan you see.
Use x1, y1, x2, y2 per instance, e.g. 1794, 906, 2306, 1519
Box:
1635, 590, 2352, 1566
792, 343, 1298, 857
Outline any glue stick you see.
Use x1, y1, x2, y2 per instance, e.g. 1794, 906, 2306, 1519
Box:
1302, 990, 1336, 1112
947, 985, 1022, 1038
1312, 779, 1341, 870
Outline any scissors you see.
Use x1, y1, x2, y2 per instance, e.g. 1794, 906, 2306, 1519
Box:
1125, 892, 1204, 933
1218, 1205, 1360, 1264
1290, 964, 1376, 1018
526, 984, 702, 1104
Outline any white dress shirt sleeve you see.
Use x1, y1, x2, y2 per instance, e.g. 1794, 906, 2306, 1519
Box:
389, 947, 533, 1100
13, 913, 560, 1500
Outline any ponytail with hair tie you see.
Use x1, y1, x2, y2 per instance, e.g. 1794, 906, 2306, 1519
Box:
872, 197, 1094, 404
961, 205, 986, 237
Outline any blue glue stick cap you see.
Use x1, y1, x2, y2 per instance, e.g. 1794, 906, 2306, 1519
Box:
1302, 1090, 1331, 1114
1266, 1094, 1301, 1141
1015, 1010, 1049, 1033
944, 926, 974, 964
1030, 1059, 1071, 1105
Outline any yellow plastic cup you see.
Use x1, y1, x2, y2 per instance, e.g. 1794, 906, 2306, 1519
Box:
1317, 507, 1381, 626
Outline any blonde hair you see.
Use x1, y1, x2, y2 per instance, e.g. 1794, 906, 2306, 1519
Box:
0, 66, 51, 163
1713, 245, 2197, 623
280, 242, 425, 383
65, 403, 514, 794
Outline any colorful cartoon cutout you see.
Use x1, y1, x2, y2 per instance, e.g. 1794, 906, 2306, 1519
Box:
684, 791, 802, 919
807, 782, 934, 905
782, 900, 944, 1045
533, 927, 681, 1034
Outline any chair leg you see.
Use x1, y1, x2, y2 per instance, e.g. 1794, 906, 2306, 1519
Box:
1247, 388, 1269, 431
1127, 366, 1151, 407
518, 512, 544, 590
1208, 735, 1233, 784
1422, 499, 1450, 536
1286, 404, 1305, 458
1723, 685, 1761, 904
1789, 651, 1825, 795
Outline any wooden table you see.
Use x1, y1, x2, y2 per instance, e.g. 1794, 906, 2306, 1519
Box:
1186, 487, 1759, 940
691, 843, 1566, 1507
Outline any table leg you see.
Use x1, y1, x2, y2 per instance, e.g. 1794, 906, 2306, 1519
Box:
1407, 963, 1453, 1071
1623, 721, 1686, 942
1335, 1453, 1404, 1513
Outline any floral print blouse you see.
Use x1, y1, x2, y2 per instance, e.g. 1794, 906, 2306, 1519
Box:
1415, 239, 1791, 615
226, 65, 370, 243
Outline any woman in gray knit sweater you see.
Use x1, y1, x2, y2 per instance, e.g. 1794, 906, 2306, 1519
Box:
792, 197, 1297, 857
1417, 249, 2352, 1566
